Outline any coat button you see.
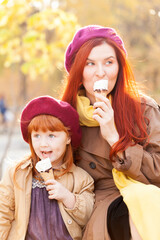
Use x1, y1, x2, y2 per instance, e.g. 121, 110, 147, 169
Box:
67, 219, 72, 224
89, 162, 96, 169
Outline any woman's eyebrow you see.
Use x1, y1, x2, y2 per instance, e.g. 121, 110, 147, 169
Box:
87, 56, 115, 61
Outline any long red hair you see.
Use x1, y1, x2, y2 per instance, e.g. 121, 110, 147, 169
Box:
14, 115, 73, 185
62, 38, 149, 159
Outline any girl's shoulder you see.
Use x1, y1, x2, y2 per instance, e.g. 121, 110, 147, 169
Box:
2, 157, 32, 179
71, 163, 94, 181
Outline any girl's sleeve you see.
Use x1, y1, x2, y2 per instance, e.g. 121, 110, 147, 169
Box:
63, 168, 95, 227
117, 102, 160, 184
0, 167, 15, 240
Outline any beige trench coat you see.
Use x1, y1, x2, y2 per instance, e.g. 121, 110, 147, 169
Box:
0, 160, 94, 240
76, 96, 160, 240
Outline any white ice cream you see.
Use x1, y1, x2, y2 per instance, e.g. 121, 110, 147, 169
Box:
35, 158, 52, 172
93, 79, 108, 91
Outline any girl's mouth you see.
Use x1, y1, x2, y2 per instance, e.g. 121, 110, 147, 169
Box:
41, 151, 52, 158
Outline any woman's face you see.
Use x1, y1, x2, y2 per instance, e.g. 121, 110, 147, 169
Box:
82, 42, 119, 104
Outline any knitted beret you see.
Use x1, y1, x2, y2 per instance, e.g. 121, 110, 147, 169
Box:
20, 96, 82, 148
65, 25, 126, 72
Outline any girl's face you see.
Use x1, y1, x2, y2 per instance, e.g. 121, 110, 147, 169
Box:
31, 130, 71, 167
82, 42, 119, 104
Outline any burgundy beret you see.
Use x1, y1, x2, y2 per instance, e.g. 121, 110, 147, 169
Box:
65, 25, 126, 72
20, 96, 82, 148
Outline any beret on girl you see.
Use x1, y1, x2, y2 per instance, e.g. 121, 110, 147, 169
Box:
65, 25, 126, 72
20, 96, 82, 148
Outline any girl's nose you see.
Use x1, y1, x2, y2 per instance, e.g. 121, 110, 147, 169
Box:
96, 64, 105, 78
40, 137, 48, 147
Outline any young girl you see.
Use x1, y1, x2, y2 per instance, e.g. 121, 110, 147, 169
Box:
0, 95, 94, 240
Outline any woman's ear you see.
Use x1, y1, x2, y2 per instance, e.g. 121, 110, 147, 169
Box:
67, 137, 71, 145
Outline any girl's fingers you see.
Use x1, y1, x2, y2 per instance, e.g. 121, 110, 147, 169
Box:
48, 190, 54, 195
45, 179, 56, 185
46, 182, 56, 191
48, 195, 54, 199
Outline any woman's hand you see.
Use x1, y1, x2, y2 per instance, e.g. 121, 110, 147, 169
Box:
112, 155, 132, 172
45, 179, 76, 209
93, 93, 119, 146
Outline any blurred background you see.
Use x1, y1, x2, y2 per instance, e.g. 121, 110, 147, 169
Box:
0, 0, 160, 178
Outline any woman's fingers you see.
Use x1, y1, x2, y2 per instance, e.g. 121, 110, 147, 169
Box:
94, 93, 111, 108
93, 101, 114, 122
93, 107, 106, 118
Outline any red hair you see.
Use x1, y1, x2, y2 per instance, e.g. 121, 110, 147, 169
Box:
62, 38, 149, 160
14, 115, 73, 186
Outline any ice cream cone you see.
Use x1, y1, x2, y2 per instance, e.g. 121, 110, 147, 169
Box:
40, 168, 54, 181
95, 90, 108, 102
93, 80, 108, 102
35, 157, 54, 181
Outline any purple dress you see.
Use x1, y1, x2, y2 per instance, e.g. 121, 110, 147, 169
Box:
25, 178, 72, 240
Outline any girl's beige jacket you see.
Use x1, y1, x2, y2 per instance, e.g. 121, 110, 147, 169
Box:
0, 160, 94, 240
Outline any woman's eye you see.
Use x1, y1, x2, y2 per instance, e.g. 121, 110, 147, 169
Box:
86, 62, 94, 66
106, 60, 113, 65
105, 60, 112, 65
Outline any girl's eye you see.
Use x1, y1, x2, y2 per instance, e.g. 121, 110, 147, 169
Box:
49, 134, 55, 138
33, 134, 40, 138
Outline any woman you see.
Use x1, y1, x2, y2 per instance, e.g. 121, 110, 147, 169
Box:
62, 25, 160, 240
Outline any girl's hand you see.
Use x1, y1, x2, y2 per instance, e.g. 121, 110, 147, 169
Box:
45, 179, 76, 209
93, 93, 119, 146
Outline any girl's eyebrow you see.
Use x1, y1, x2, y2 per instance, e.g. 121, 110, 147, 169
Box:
87, 56, 115, 61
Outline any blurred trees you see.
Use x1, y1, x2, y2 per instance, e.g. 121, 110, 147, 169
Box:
0, 0, 159, 105
61, 0, 160, 100
0, 0, 80, 104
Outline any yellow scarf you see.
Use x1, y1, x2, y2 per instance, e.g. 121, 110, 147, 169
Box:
76, 92, 111, 126
76, 93, 99, 126
76, 92, 160, 239
113, 169, 160, 240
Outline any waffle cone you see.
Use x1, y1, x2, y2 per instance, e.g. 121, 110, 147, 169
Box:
95, 90, 108, 102
40, 169, 54, 181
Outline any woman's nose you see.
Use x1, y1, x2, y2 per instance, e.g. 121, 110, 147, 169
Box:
96, 64, 105, 78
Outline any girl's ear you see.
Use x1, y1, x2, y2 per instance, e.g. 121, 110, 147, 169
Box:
67, 137, 71, 145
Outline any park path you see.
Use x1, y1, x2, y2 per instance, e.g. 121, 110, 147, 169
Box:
0, 125, 29, 179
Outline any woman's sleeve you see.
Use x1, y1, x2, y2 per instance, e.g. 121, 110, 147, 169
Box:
0, 167, 15, 240
120, 103, 160, 184
64, 168, 95, 227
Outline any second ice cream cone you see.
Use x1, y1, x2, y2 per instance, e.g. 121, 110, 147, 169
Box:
40, 168, 54, 181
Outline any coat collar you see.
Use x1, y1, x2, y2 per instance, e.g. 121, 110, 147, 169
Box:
20, 159, 33, 169
20, 158, 76, 173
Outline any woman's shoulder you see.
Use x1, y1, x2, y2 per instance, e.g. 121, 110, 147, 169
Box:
140, 94, 160, 110
140, 94, 160, 123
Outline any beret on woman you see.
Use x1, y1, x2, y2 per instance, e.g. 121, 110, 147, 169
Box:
65, 25, 126, 72
20, 96, 82, 148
